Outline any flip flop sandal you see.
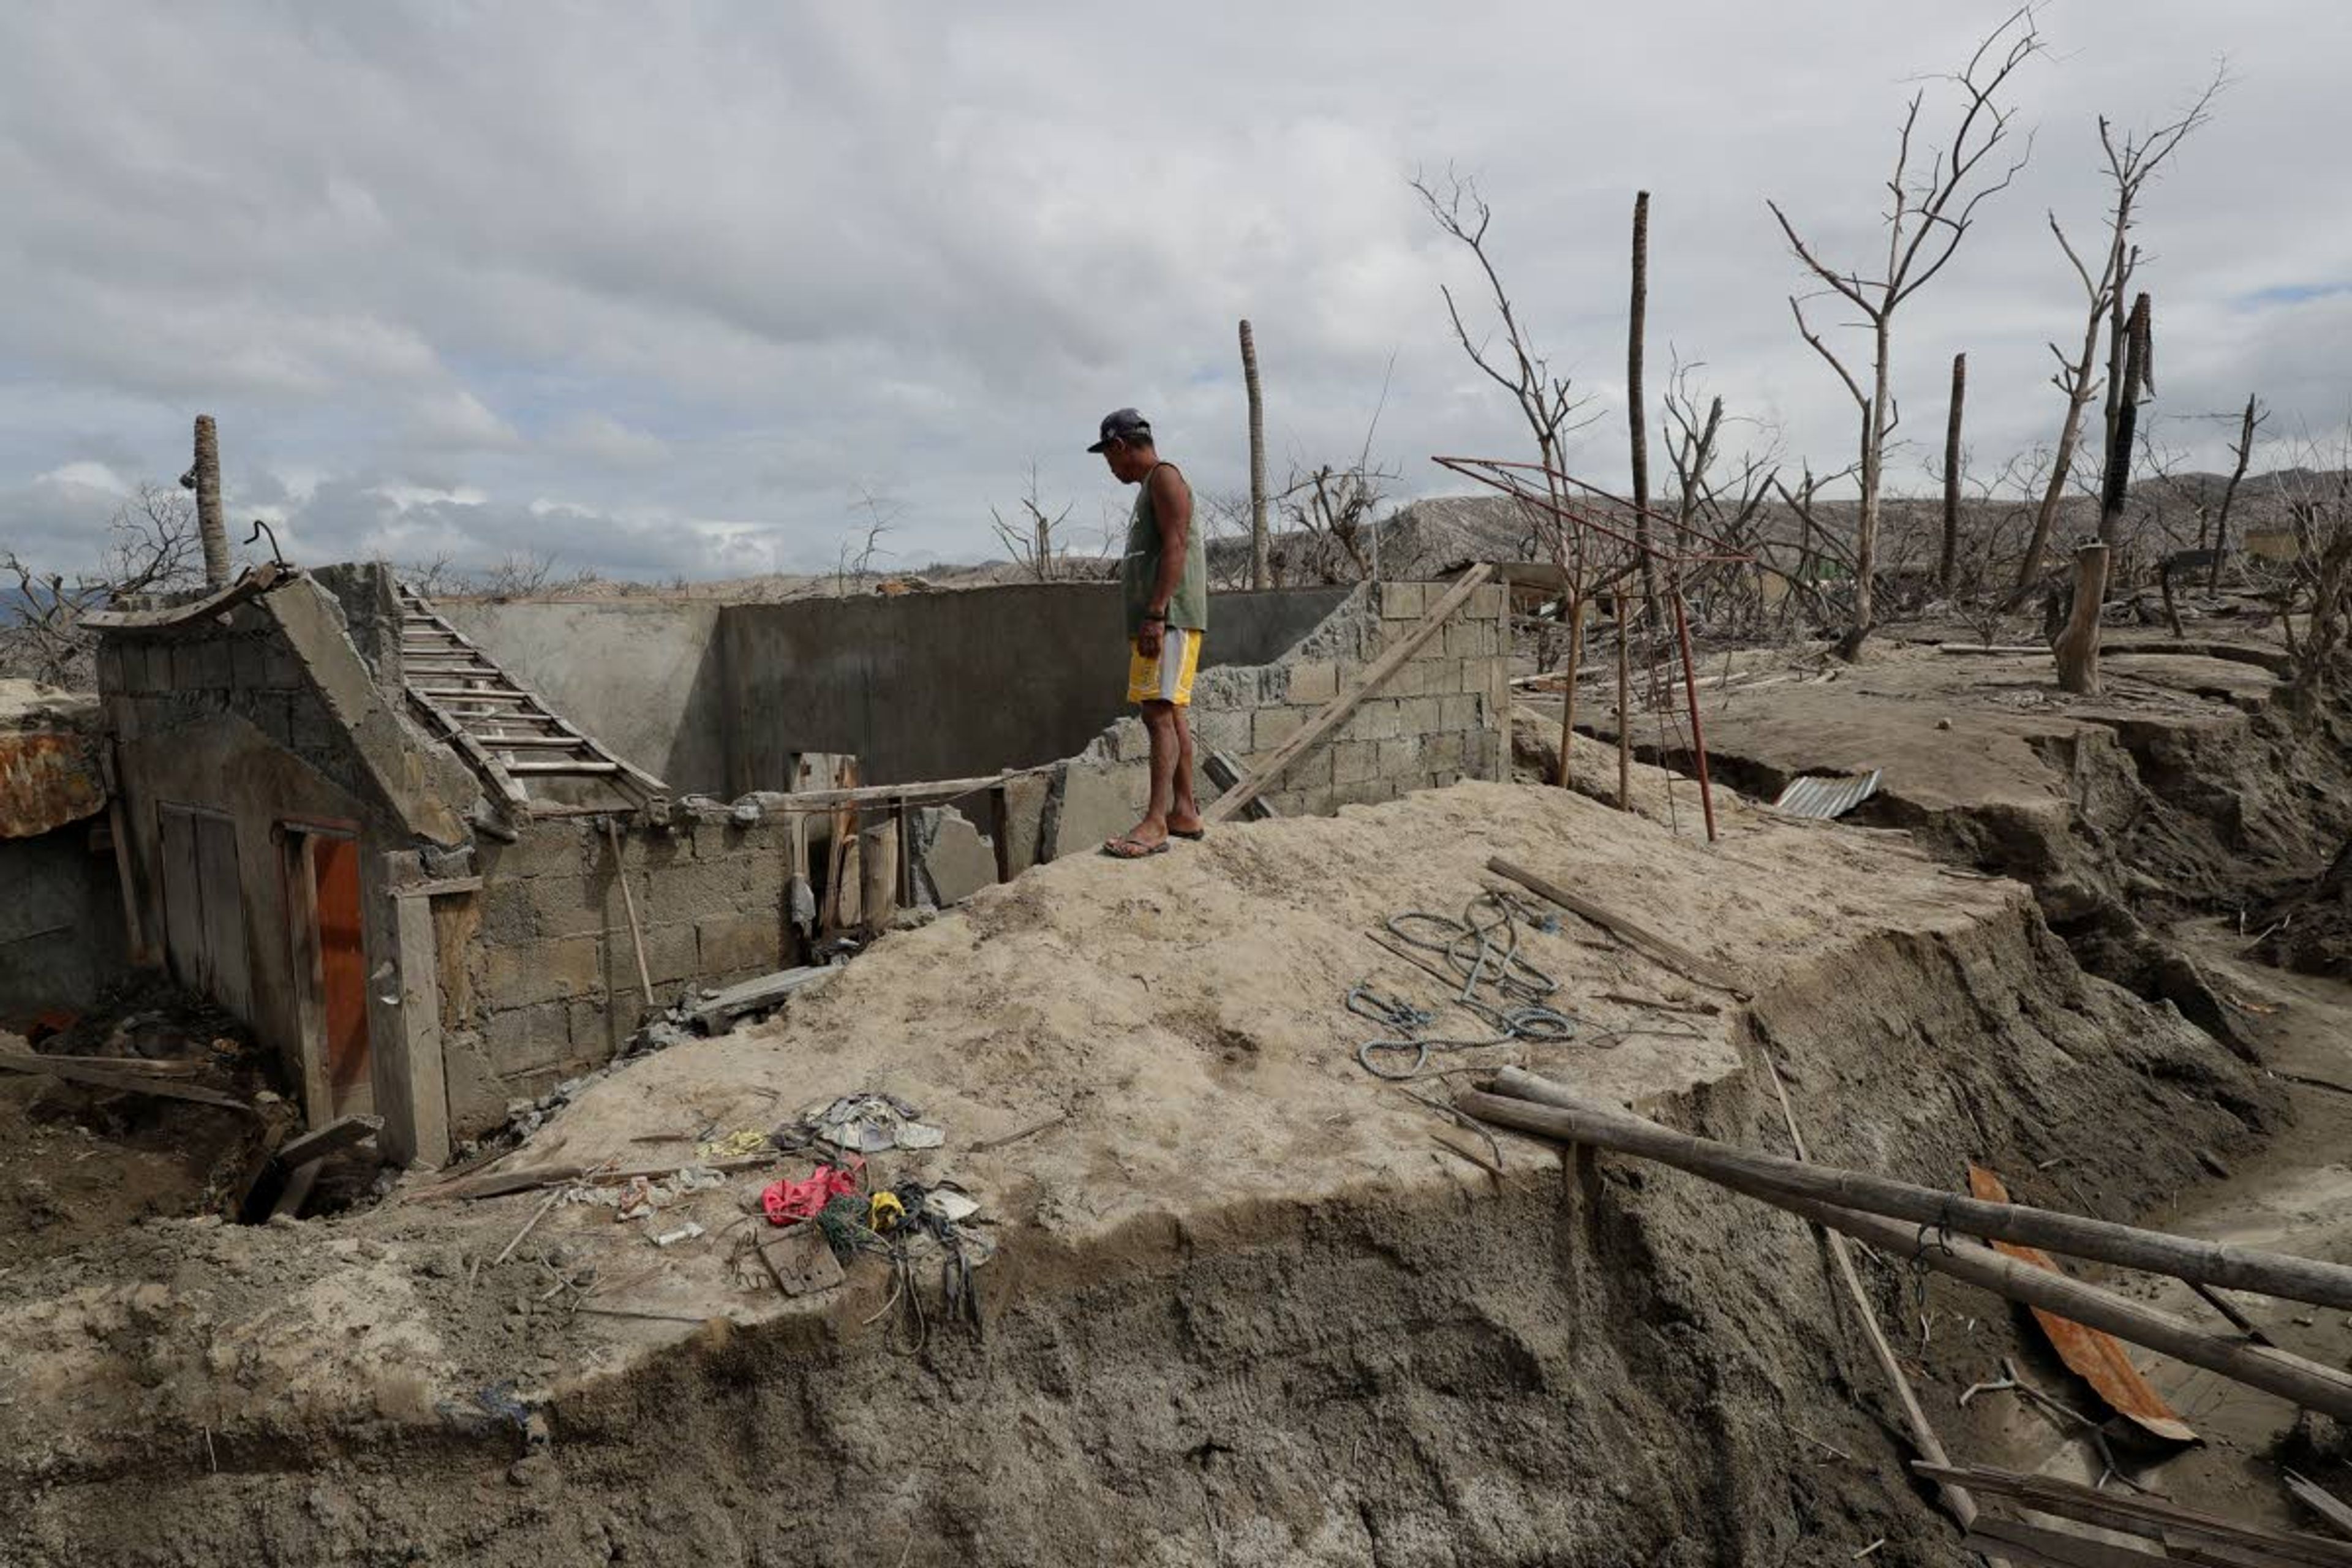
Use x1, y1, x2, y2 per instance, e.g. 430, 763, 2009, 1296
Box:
1101, 835, 1172, 860
1170, 828, 1207, 841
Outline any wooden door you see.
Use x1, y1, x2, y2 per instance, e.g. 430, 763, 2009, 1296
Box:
311, 835, 370, 1110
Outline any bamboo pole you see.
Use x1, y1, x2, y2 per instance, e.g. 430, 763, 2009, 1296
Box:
603, 816, 655, 1004
1758, 1057, 1982, 1542
1460, 1091, 2352, 1420
1481, 1068, 2352, 1312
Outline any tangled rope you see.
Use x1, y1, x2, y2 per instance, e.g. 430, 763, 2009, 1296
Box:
1351, 889, 1582, 1079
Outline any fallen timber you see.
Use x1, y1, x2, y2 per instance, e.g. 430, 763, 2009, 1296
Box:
1481, 1066, 2352, 1313
1460, 1076, 2352, 1422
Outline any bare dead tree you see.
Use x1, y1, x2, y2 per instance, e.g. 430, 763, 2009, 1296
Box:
1240, 319, 1271, 590
2209, 392, 2267, 592
2010, 69, 2221, 601
2, 483, 205, 686
1767, 7, 2040, 656
2268, 436, 2352, 695
1414, 167, 1605, 784
1662, 363, 1781, 636
835, 484, 901, 595
990, 461, 1076, 582
1275, 459, 1402, 582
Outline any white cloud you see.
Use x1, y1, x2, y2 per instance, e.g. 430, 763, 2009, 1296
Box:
0, 2, 2344, 579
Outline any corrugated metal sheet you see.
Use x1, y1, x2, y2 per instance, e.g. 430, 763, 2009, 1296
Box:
0, 731, 106, 839
1771, 769, 1881, 820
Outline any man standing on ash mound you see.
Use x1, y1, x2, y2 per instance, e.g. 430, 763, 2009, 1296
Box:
1090, 407, 1208, 859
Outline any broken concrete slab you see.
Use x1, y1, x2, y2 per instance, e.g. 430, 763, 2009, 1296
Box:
914, 805, 997, 907
1044, 760, 1150, 862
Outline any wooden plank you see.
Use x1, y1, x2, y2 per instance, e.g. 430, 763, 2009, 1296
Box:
387, 875, 484, 900
193, 812, 253, 1022
275, 1112, 384, 1167
692, 965, 839, 1030
0, 1052, 253, 1112
158, 805, 204, 991
2285, 1471, 2352, 1540
1965, 1517, 2167, 1567
505, 760, 620, 775
1205, 564, 1495, 824
1917, 1465, 2352, 1567
270, 1159, 324, 1221
81, 564, 282, 629
380, 873, 451, 1168
10, 1052, 205, 1077
407, 688, 529, 812
1970, 1163, 2197, 1443
1487, 857, 1750, 997
1202, 752, 1276, 820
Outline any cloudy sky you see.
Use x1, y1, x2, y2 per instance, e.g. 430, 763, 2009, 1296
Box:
1, 2, 2344, 582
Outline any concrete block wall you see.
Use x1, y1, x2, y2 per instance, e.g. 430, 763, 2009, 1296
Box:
446, 812, 797, 1125
1042, 579, 1509, 852
101, 602, 331, 781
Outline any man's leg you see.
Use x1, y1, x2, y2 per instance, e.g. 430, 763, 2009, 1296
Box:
1115, 698, 1178, 849
1169, 703, 1201, 831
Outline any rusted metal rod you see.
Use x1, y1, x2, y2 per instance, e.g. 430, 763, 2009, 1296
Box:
1669, 589, 1717, 842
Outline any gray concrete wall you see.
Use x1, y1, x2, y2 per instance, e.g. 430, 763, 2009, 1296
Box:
0, 828, 126, 1022
721, 583, 1351, 786
437, 598, 729, 793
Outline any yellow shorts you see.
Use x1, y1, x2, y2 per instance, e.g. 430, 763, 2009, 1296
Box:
1126, 626, 1201, 706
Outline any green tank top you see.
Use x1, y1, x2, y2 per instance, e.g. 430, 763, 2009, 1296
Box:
1121, 462, 1208, 636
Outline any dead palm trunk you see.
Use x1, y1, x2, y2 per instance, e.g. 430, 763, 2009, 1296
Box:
1627, 192, 1659, 611
2098, 293, 2153, 548
192, 415, 229, 587
1240, 320, 1270, 590
1939, 352, 1966, 594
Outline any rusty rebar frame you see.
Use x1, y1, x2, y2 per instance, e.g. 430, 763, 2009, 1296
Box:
1432, 454, 1755, 843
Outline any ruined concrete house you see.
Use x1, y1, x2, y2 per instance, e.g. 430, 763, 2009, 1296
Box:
54, 564, 1506, 1166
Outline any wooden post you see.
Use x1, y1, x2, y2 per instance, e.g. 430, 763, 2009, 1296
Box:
192, 414, 230, 588
820, 758, 859, 934
1613, 591, 1632, 810
1627, 192, 1660, 616
1241, 319, 1270, 591
1555, 594, 1585, 790
1940, 352, 1966, 594
859, 820, 899, 931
